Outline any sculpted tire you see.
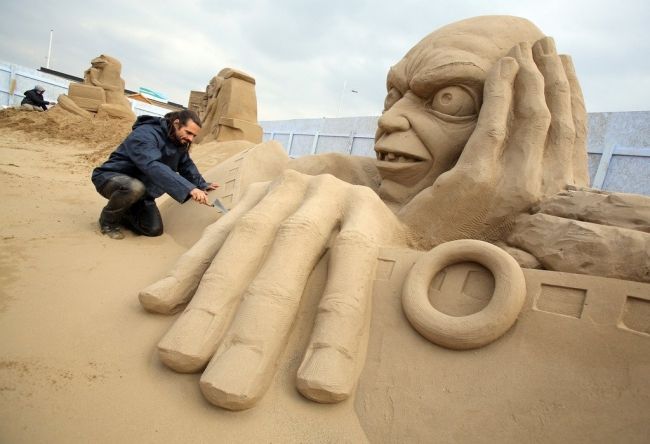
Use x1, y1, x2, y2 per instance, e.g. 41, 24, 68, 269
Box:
402, 239, 526, 350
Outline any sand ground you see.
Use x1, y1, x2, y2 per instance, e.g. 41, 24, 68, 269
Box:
1, 110, 649, 443
0, 119, 366, 443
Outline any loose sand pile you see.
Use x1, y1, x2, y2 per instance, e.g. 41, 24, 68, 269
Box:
0, 107, 133, 165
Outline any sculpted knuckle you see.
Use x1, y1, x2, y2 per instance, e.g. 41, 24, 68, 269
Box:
248, 282, 294, 307
520, 103, 551, 126
237, 211, 272, 233
275, 169, 305, 187
483, 82, 504, 98
318, 292, 363, 318
485, 126, 506, 142
553, 118, 575, 139
337, 229, 374, 246
547, 78, 570, 95
315, 173, 338, 185
279, 214, 323, 238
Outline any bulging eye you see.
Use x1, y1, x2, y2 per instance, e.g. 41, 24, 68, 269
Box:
427, 86, 477, 117
383, 87, 402, 111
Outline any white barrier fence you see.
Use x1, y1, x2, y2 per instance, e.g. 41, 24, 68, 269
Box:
0, 61, 172, 117
262, 121, 650, 195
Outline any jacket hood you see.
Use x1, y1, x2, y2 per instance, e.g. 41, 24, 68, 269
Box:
132, 115, 167, 131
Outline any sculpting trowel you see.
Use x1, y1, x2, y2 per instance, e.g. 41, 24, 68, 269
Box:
210, 197, 229, 214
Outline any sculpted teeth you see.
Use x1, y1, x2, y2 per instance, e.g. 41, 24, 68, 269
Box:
375, 150, 418, 163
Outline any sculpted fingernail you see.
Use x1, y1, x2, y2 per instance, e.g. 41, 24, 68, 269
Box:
499, 57, 518, 79
297, 346, 355, 403
200, 342, 265, 410
560, 54, 576, 76
536, 36, 557, 56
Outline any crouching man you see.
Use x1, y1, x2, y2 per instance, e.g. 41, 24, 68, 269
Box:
21, 85, 51, 111
91, 110, 218, 239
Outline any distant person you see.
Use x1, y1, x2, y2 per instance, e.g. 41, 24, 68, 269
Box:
20, 85, 50, 111
91, 110, 218, 240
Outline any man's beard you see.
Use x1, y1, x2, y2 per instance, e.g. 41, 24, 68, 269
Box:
169, 129, 191, 150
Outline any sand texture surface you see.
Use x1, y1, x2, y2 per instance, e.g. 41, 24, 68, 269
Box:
1, 109, 649, 443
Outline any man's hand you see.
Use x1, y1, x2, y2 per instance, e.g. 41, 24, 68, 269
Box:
189, 188, 209, 205
204, 182, 219, 191
140, 171, 405, 410
399, 37, 588, 248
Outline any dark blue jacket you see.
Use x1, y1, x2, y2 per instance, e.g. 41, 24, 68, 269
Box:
91, 116, 209, 202
21, 89, 50, 111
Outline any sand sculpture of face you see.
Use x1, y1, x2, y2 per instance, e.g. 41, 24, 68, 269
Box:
90, 55, 109, 69
375, 17, 544, 205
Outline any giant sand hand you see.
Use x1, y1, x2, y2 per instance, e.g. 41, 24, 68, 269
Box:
140, 170, 406, 409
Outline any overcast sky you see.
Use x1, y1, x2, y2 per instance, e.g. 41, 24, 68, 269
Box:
1, 0, 649, 120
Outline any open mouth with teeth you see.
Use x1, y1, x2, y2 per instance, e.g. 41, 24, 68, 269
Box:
375, 148, 424, 164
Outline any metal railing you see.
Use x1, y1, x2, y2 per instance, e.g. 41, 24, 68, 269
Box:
1, 61, 170, 117
264, 130, 650, 192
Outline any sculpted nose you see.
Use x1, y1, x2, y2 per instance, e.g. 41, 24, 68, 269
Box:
378, 109, 411, 133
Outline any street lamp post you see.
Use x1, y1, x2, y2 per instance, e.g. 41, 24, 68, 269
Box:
46, 29, 53, 69
336, 80, 359, 117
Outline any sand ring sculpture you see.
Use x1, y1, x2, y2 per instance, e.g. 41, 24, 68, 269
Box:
402, 239, 526, 349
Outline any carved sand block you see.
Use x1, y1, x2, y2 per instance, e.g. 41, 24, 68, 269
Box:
187, 90, 206, 116
57, 54, 135, 121
195, 68, 263, 144
217, 117, 263, 142
67, 83, 106, 112
364, 247, 650, 442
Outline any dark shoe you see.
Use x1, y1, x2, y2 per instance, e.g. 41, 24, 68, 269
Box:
100, 224, 125, 240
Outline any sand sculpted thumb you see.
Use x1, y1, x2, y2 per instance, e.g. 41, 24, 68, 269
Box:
57, 54, 136, 121
139, 16, 650, 411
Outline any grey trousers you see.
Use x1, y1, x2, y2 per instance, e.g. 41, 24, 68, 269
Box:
97, 175, 163, 237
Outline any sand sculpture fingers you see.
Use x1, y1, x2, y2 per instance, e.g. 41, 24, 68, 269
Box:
198, 173, 352, 410
138, 182, 270, 314
499, 41, 551, 199
454, 41, 550, 184
297, 186, 403, 403
457, 56, 519, 170
560, 54, 590, 186
156, 171, 311, 372
532, 37, 577, 191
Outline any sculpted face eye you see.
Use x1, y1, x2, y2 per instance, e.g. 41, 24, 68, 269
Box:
426, 86, 477, 118
384, 87, 403, 111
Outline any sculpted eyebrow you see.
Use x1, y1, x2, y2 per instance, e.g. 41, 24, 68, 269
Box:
386, 67, 409, 95
410, 62, 485, 97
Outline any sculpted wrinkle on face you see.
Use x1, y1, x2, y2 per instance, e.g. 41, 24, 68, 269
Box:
375, 54, 483, 204
374, 19, 546, 206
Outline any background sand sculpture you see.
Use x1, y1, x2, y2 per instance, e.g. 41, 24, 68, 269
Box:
192, 68, 263, 145
140, 15, 650, 411
57, 54, 136, 121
